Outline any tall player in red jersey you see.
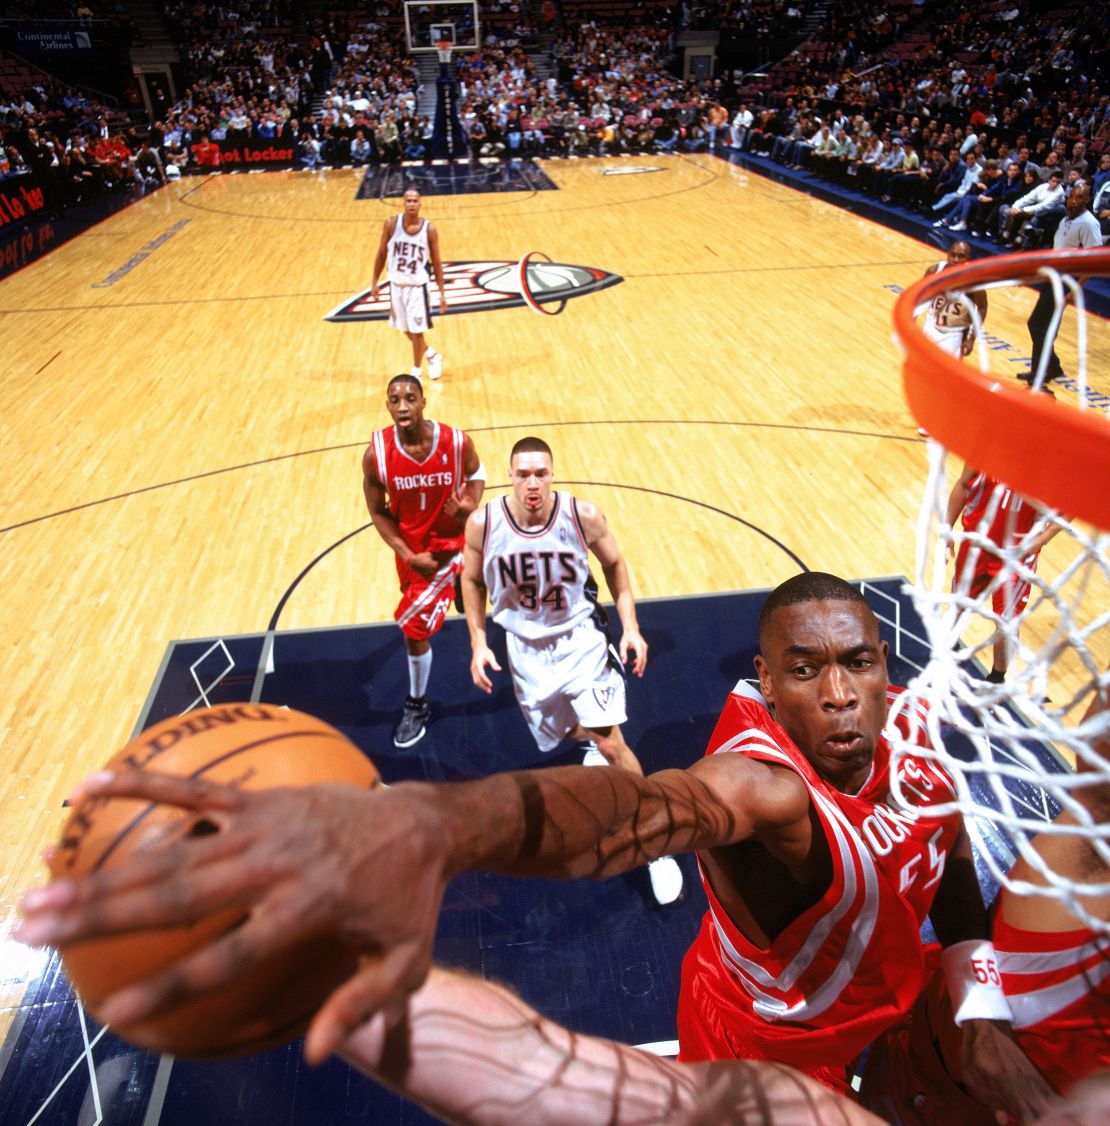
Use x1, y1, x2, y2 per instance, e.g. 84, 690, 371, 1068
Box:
362, 374, 484, 747
946, 393, 1062, 683
18, 574, 1053, 1122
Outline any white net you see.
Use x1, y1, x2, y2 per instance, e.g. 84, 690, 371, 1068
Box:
888, 258, 1110, 934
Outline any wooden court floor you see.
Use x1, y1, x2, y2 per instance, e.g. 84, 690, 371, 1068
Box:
2, 152, 1108, 1039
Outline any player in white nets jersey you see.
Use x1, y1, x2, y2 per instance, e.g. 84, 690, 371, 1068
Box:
370, 188, 448, 381
461, 435, 683, 904
921, 240, 988, 359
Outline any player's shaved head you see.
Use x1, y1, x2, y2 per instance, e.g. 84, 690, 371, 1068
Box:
388, 373, 423, 395
510, 436, 553, 463
758, 573, 871, 651
755, 574, 887, 790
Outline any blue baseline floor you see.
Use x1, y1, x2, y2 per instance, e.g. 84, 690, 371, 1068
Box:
0, 579, 1063, 1125
356, 158, 559, 199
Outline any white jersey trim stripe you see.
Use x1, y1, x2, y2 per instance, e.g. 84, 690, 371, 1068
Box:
706, 739, 881, 1022
1005, 958, 1110, 1029
998, 937, 1110, 977
373, 430, 389, 493
396, 555, 462, 627
452, 427, 463, 495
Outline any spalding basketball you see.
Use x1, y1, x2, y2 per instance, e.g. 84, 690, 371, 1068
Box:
50, 703, 381, 1058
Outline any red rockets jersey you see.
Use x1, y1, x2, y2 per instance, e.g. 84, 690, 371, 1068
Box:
371, 421, 466, 554
994, 913, 1110, 1092
678, 686, 961, 1072
960, 471, 1038, 549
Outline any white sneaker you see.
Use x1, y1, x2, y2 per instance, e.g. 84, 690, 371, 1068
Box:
949, 221, 967, 232
582, 744, 608, 767
648, 856, 683, 905
427, 351, 443, 380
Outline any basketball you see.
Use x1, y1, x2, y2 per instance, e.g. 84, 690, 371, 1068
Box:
50, 704, 381, 1058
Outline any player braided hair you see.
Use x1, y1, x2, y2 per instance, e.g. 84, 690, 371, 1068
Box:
510, 436, 553, 462
758, 572, 871, 649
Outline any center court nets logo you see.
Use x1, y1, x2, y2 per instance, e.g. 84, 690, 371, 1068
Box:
324, 259, 623, 321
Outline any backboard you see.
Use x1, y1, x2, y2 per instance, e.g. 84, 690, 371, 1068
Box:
404, 0, 480, 52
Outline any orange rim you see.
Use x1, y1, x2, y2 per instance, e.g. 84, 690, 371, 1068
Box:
893, 247, 1110, 530
517, 251, 567, 316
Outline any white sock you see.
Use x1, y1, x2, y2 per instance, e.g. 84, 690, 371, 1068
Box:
426, 347, 438, 359
408, 650, 432, 698
410, 365, 422, 378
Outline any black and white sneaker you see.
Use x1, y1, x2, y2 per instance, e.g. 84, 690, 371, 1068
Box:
393, 695, 431, 748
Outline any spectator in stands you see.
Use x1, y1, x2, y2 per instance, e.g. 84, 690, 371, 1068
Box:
998, 170, 1064, 246
1092, 152, 1110, 201
936, 159, 1001, 231
3, 145, 28, 178
865, 134, 903, 194
653, 114, 678, 153
704, 100, 728, 150
350, 128, 372, 165
1036, 149, 1063, 182
772, 112, 812, 166
886, 138, 923, 198
376, 113, 401, 162
854, 133, 885, 191
970, 161, 1020, 237
729, 102, 753, 149
1093, 173, 1110, 243
191, 132, 221, 170
1020, 168, 1084, 249
832, 128, 861, 183
298, 131, 323, 170
932, 150, 984, 221
1063, 140, 1089, 180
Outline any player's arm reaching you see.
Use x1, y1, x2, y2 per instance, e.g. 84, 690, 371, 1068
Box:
427, 222, 448, 315
945, 462, 978, 557
362, 448, 436, 578
576, 499, 648, 676
340, 964, 882, 1126
926, 826, 1055, 1121
963, 289, 987, 355
461, 507, 501, 692
441, 433, 483, 529
369, 216, 396, 301
17, 745, 810, 1064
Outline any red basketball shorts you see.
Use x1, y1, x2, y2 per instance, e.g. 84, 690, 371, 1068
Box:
395, 553, 463, 640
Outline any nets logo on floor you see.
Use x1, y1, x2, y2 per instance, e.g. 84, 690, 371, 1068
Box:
324, 259, 622, 321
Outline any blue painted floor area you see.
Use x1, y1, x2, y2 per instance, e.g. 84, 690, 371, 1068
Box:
0, 580, 1062, 1124
0, 182, 150, 282
713, 147, 1110, 318
356, 158, 559, 199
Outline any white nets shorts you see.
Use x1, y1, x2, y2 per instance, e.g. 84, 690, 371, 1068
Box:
389, 281, 432, 334
506, 619, 626, 753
